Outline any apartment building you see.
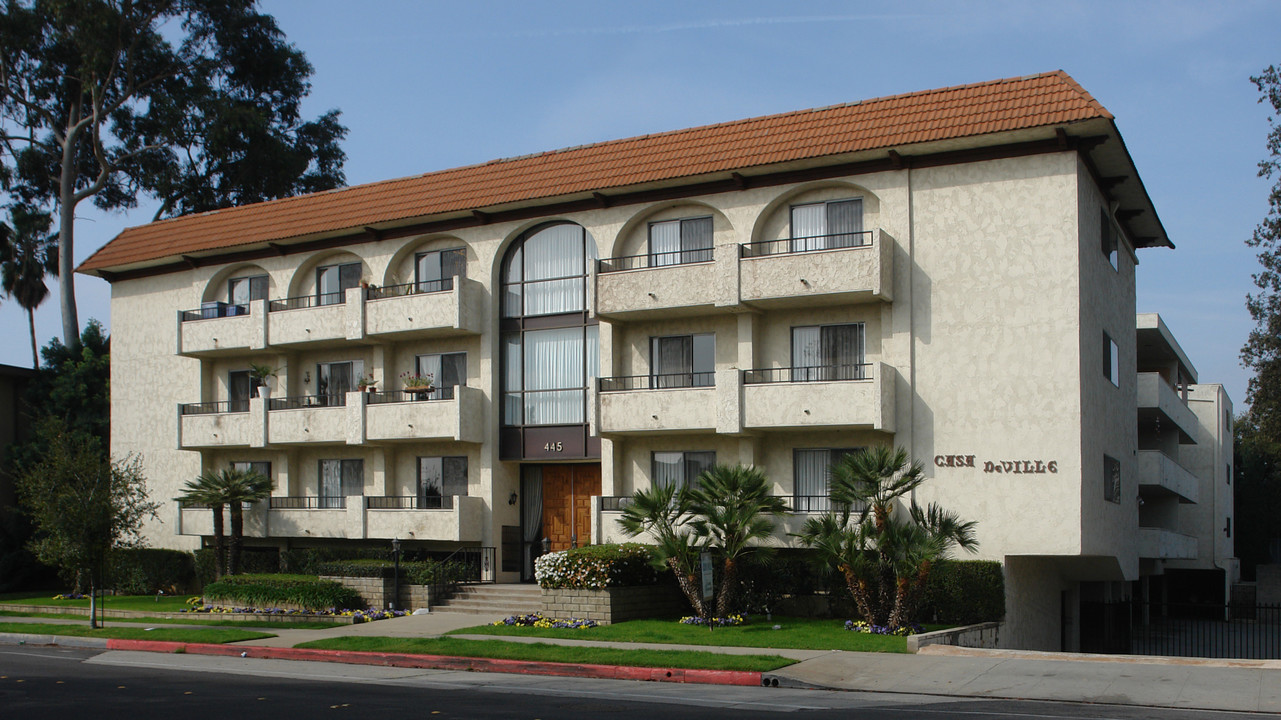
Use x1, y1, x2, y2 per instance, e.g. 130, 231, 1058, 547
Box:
79, 71, 1233, 650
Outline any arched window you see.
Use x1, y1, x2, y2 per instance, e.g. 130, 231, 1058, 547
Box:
500, 223, 599, 459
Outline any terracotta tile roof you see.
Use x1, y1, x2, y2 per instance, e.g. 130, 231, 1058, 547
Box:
80, 70, 1111, 273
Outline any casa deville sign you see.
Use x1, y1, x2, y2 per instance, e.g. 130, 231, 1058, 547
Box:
934, 454, 1059, 475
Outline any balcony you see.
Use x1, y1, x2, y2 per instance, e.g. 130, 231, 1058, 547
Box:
364, 495, 484, 542
266, 394, 349, 445
178, 401, 257, 448
177, 301, 265, 357
1137, 450, 1199, 504
597, 373, 718, 435
1137, 373, 1197, 442
365, 278, 485, 339
266, 292, 352, 348
178, 495, 482, 542
1137, 527, 1198, 560
365, 385, 484, 443
741, 362, 895, 432
596, 252, 718, 319
738, 229, 893, 308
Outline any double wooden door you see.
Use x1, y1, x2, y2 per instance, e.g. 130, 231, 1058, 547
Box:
540, 464, 601, 552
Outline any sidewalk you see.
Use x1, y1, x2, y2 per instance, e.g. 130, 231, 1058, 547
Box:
4, 611, 1281, 712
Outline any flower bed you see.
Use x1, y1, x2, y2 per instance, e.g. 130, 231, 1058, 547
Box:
680, 614, 748, 627
492, 612, 597, 629
182, 603, 407, 623
534, 543, 658, 589
845, 619, 923, 636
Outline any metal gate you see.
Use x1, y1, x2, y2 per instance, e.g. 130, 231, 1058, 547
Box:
1081, 600, 1281, 659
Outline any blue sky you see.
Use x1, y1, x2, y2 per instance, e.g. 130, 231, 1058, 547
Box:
39, 0, 1278, 407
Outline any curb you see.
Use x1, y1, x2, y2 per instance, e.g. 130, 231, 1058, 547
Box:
0, 633, 108, 649
104, 639, 763, 687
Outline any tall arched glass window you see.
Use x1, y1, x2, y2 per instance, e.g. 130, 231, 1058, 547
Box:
500, 223, 599, 460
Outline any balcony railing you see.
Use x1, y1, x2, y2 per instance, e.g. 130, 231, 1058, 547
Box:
365, 495, 457, 510
743, 364, 870, 384
268, 292, 346, 312
180, 400, 248, 415
268, 394, 347, 410
365, 386, 457, 404
598, 372, 715, 392
270, 496, 346, 509
597, 249, 714, 273
365, 278, 454, 301
600, 496, 634, 511
180, 302, 251, 322
739, 230, 873, 258
787, 496, 865, 513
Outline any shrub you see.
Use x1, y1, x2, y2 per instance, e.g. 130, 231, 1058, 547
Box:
202, 573, 364, 610
194, 548, 280, 587
736, 550, 830, 614
534, 543, 660, 589
107, 549, 196, 594
313, 558, 470, 587
919, 560, 1005, 625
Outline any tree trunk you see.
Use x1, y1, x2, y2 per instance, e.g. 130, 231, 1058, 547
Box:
211, 505, 226, 579
88, 577, 97, 629
57, 125, 80, 347
715, 556, 738, 617
840, 563, 875, 623
27, 308, 38, 368
668, 557, 707, 618
228, 503, 243, 576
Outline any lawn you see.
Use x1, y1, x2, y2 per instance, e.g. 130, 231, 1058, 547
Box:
450, 616, 942, 654
0, 609, 341, 630
296, 636, 794, 672
0, 622, 273, 643
0, 592, 194, 613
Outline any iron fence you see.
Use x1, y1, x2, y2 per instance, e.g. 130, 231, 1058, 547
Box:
598, 372, 715, 391
365, 495, 457, 510
269, 496, 346, 510
268, 394, 347, 410
1082, 600, 1281, 659
597, 249, 713, 273
365, 278, 454, 300
365, 386, 457, 404
268, 292, 346, 311
739, 230, 873, 258
742, 364, 871, 384
179, 400, 246, 415
180, 302, 250, 321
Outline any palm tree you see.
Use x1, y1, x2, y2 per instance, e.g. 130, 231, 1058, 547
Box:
688, 465, 788, 616
219, 467, 272, 576
618, 482, 709, 618
177, 471, 228, 579
0, 204, 57, 368
798, 446, 978, 629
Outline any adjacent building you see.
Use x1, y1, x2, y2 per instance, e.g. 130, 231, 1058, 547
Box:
78, 71, 1234, 651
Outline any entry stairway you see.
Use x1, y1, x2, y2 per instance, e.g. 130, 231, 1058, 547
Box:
433, 583, 543, 616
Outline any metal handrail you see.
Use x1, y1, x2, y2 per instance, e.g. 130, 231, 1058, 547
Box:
180, 303, 250, 321
365, 278, 454, 300
365, 495, 457, 510
270, 496, 346, 509
597, 249, 714, 273
598, 372, 715, 391
268, 394, 347, 410
742, 364, 871, 384
740, 230, 873, 258
365, 386, 457, 404
788, 496, 862, 513
268, 292, 346, 312
179, 400, 248, 415
600, 496, 634, 511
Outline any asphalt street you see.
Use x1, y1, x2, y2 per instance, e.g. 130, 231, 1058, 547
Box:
1, 645, 1272, 719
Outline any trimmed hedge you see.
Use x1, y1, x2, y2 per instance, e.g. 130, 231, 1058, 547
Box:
535, 543, 661, 589
107, 549, 196, 594
194, 548, 281, 587
920, 559, 1005, 624
202, 573, 364, 610
314, 558, 470, 586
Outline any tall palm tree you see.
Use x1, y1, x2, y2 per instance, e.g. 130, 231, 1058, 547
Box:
688, 465, 789, 616
798, 446, 978, 629
177, 471, 228, 579
0, 204, 57, 368
618, 482, 709, 618
219, 467, 272, 576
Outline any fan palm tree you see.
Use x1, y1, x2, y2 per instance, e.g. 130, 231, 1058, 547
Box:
688, 464, 789, 616
176, 471, 228, 579
798, 446, 978, 629
0, 204, 57, 368
618, 482, 709, 618
218, 467, 273, 576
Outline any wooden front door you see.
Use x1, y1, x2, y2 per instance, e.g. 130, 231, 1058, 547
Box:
541, 464, 601, 551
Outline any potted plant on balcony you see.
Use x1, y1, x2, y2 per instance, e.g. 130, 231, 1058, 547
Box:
358, 374, 378, 395
249, 363, 277, 400
400, 371, 435, 397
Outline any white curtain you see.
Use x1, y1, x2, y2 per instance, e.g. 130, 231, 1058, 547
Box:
792, 326, 821, 381
791, 203, 826, 251
794, 450, 831, 512
649, 220, 681, 267
524, 327, 584, 424
503, 334, 522, 424
653, 452, 684, 489
525, 225, 584, 315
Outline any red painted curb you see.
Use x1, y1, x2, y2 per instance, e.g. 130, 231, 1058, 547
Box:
104, 639, 762, 687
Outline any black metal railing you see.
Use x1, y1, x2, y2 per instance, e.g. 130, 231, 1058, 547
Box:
268, 394, 347, 410
787, 496, 862, 513
270, 496, 346, 510
598, 372, 715, 392
365, 386, 457, 404
268, 292, 346, 312
179, 400, 248, 415
365, 278, 455, 300
365, 495, 457, 510
598, 249, 713, 273
179, 500, 214, 509
740, 230, 873, 258
1082, 600, 1281, 659
743, 364, 871, 384
180, 302, 251, 322
600, 496, 634, 511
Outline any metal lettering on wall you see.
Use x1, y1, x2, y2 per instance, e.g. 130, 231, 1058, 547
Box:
934, 455, 1059, 474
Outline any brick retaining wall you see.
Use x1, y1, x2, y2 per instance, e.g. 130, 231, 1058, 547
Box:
320, 576, 435, 610
541, 584, 688, 624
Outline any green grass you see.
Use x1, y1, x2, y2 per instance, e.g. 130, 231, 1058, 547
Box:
0, 621, 273, 643
296, 636, 794, 672
0, 609, 341, 630
449, 616, 945, 654
0, 592, 195, 612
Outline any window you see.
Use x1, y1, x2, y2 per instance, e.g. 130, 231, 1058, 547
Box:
652, 451, 715, 491
319, 459, 363, 508
651, 333, 714, 388
316, 261, 361, 306
502, 223, 596, 317
228, 370, 262, 412
317, 360, 361, 405
1100, 209, 1118, 270
415, 352, 466, 400
794, 448, 861, 512
1103, 332, 1119, 387
649, 217, 712, 267
504, 325, 598, 425
792, 324, 865, 381
227, 274, 269, 311
415, 248, 466, 293
417, 456, 467, 509
1103, 455, 1121, 503
231, 461, 271, 479
790, 198, 864, 251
